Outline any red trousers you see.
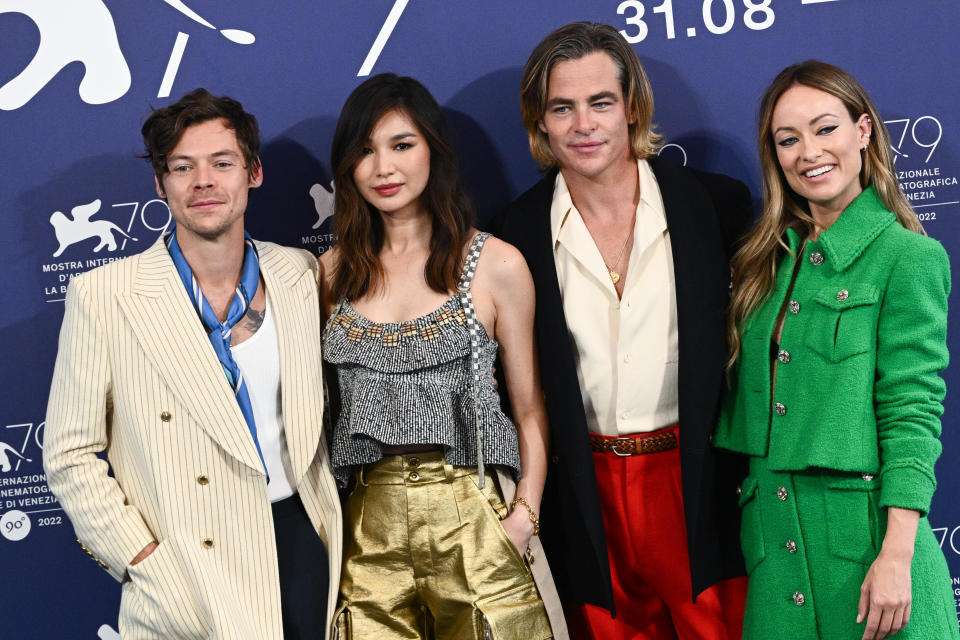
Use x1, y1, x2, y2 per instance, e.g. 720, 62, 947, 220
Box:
566, 425, 747, 640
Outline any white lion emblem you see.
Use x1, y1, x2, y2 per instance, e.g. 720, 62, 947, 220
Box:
0, 440, 31, 473
49, 199, 137, 258
0, 0, 131, 111
310, 181, 335, 229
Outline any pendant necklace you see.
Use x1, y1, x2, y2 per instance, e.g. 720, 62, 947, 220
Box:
605, 212, 635, 285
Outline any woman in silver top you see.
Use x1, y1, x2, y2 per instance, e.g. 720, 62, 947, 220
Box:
319, 73, 563, 640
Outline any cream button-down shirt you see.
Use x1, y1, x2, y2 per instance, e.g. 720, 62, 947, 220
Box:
551, 159, 679, 436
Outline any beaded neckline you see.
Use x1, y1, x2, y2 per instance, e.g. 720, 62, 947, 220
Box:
330, 232, 494, 344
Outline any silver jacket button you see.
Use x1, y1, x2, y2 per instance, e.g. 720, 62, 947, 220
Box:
789, 300, 800, 314
810, 252, 824, 266
777, 486, 789, 501
775, 402, 787, 416
837, 289, 849, 301
862, 473, 875, 482
778, 350, 791, 364
785, 539, 798, 554
793, 591, 806, 606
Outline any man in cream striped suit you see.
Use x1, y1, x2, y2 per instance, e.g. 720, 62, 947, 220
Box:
44, 89, 341, 640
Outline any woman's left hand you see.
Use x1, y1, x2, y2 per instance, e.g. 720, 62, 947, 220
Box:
500, 508, 535, 558
857, 548, 912, 640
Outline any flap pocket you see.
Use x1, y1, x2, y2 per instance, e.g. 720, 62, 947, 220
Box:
825, 473, 882, 492
824, 474, 881, 565
806, 284, 880, 361
331, 603, 352, 640
737, 476, 765, 574
738, 476, 759, 509
475, 581, 552, 640
812, 284, 880, 311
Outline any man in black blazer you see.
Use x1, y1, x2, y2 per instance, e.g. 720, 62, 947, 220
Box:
491, 22, 751, 638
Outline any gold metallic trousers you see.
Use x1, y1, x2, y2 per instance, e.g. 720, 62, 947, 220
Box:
334, 451, 552, 639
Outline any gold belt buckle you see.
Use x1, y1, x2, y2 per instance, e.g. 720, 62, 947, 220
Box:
612, 436, 633, 457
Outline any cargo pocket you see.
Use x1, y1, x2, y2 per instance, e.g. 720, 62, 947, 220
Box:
738, 476, 766, 574
824, 474, 881, 565
330, 603, 351, 640
474, 581, 553, 640
806, 285, 880, 362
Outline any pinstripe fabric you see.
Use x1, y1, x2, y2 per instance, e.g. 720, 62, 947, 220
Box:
44, 237, 342, 640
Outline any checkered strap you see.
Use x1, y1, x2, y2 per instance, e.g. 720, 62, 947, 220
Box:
457, 232, 490, 487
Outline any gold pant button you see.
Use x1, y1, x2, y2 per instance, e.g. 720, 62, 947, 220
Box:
160, 411, 172, 422
197, 474, 209, 485
408, 457, 420, 468
408, 471, 420, 482
201, 537, 214, 549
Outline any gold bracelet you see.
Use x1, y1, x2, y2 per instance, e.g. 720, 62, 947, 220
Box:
509, 497, 540, 536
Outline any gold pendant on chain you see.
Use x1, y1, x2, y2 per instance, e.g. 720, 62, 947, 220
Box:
609, 271, 620, 285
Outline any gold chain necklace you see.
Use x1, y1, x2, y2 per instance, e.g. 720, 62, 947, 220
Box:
604, 212, 635, 285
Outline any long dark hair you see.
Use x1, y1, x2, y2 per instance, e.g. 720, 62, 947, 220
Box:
329, 73, 473, 300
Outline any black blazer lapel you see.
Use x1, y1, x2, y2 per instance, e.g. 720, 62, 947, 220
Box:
650, 157, 736, 547
492, 170, 614, 608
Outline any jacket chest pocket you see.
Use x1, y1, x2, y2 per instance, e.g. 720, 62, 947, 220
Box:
805, 285, 880, 362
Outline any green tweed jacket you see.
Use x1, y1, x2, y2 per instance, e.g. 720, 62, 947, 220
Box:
715, 186, 950, 515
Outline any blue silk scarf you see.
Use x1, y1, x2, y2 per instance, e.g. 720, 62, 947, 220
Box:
166, 231, 267, 476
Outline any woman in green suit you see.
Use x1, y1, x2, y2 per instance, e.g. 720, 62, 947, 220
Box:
715, 60, 958, 640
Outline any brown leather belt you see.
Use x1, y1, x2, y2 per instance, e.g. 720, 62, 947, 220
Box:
590, 430, 678, 456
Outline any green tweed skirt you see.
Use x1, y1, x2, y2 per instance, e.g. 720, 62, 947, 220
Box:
739, 455, 958, 639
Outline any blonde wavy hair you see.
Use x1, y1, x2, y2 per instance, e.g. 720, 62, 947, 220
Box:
519, 21, 662, 167
727, 60, 923, 369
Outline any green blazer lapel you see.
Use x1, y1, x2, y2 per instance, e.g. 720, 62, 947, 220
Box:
257, 242, 325, 486
116, 237, 266, 474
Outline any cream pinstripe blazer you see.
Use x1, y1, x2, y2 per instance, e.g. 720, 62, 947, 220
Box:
44, 237, 342, 640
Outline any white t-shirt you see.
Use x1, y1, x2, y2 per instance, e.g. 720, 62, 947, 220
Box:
231, 295, 296, 502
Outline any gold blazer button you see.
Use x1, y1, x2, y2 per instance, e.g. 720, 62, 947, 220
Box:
201, 537, 214, 549
160, 411, 172, 422
197, 474, 209, 485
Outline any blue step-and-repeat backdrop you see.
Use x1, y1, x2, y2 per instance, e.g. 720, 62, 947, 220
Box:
1, 1, 958, 637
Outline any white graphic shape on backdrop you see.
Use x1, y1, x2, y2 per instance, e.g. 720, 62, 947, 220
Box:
658, 143, 688, 167
50, 199, 138, 258
97, 625, 121, 640
157, 1, 255, 98
158, 32, 190, 99
0, 509, 30, 541
0, 0, 130, 110
162, 0, 256, 44
310, 182, 335, 229
358, 0, 409, 76
0, 440, 31, 473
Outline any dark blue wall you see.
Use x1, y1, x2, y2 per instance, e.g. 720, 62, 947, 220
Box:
1, 1, 958, 637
